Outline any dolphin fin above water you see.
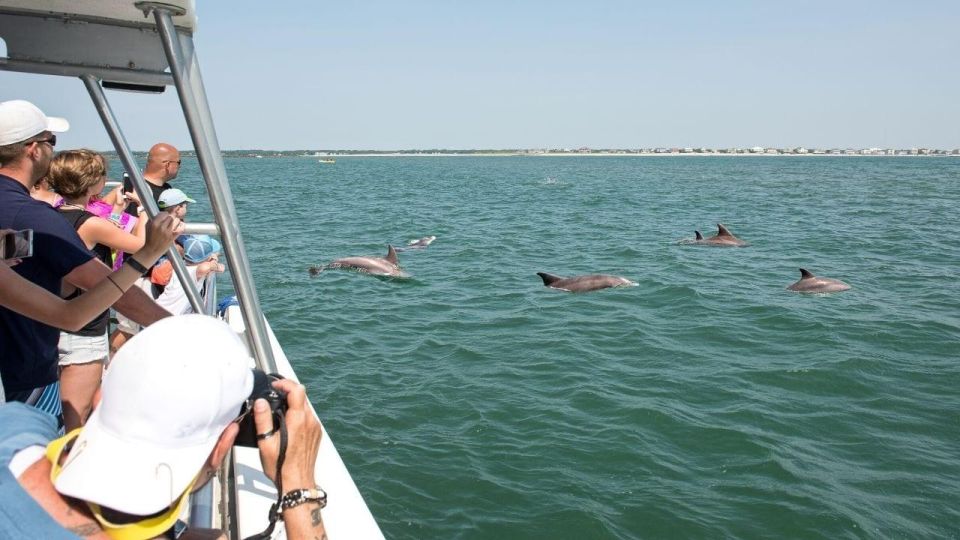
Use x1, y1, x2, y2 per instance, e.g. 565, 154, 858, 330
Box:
716, 223, 735, 237
787, 268, 850, 293
313, 244, 409, 277
686, 223, 748, 246
537, 272, 635, 292
537, 272, 563, 286
385, 244, 399, 265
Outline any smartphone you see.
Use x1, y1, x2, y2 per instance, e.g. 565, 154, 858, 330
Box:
122, 172, 133, 193
1, 229, 33, 260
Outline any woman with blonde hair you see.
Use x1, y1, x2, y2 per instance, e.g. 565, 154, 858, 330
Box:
46, 149, 148, 431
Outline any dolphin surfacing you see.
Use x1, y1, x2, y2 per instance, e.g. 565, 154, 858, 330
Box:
310, 245, 409, 277
394, 235, 436, 252
688, 224, 748, 247
786, 268, 850, 293
537, 272, 636, 293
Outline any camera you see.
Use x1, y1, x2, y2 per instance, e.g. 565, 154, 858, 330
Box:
1, 229, 33, 260
234, 369, 288, 447
122, 172, 133, 193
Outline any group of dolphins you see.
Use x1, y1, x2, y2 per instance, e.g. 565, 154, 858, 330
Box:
307, 225, 850, 294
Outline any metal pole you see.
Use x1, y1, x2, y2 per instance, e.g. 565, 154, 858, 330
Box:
81, 75, 205, 314
150, 6, 278, 373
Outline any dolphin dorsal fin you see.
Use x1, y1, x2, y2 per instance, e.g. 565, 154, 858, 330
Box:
695, 231, 703, 240
537, 272, 562, 285
385, 245, 399, 265
799, 268, 814, 279
717, 224, 733, 237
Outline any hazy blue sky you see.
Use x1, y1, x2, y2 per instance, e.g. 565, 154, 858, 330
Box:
2, 1, 958, 150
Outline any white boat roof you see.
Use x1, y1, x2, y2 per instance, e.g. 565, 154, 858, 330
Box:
0, 0, 196, 85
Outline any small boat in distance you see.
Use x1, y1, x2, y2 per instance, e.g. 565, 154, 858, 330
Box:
319, 158, 336, 164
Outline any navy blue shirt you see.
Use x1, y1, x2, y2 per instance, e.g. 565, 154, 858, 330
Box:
0, 174, 94, 394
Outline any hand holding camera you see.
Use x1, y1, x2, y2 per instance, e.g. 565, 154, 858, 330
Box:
1, 228, 33, 263
254, 378, 322, 489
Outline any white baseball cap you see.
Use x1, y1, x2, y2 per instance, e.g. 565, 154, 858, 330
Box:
0, 100, 70, 146
54, 314, 254, 515
158, 188, 196, 209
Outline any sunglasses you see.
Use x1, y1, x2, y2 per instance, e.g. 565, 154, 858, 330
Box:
33, 134, 56, 147
164, 159, 182, 166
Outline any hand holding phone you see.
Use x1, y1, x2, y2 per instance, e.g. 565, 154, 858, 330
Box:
1, 229, 33, 260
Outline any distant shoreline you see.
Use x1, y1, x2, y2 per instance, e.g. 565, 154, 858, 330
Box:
106, 150, 959, 158
305, 152, 958, 158
223, 152, 959, 158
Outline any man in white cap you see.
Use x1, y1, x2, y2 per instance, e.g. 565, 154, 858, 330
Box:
0, 315, 328, 539
0, 100, 171, 418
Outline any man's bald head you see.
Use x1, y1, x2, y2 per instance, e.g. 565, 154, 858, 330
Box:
144, 143, 181, 183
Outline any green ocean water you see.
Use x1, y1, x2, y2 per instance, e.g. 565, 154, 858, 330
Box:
172, 156, 958, 539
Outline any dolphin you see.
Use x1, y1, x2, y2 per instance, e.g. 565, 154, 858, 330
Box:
309, 245, 409, 277
394, 235, 436, 252
537, 272, 636, 293
690, 224, 748, 247
786, 268, 850, 293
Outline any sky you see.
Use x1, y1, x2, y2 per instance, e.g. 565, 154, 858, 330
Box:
2, 0, 959, 151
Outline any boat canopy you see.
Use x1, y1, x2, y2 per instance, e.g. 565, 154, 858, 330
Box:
0, 0, 195, 87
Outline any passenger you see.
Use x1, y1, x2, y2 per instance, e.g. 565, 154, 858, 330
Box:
46, 149, 150, 432
109, 187, 196, 353
141, 142, 182, 203
29, 176, 62, 207
0, 99, 171, 420
0, 216, 182, 333
158, 187, 194, 219
155, 234, 225, 316
0, 315, 328, 540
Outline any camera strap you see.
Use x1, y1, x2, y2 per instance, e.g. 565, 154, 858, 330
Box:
244, 407, 287, 540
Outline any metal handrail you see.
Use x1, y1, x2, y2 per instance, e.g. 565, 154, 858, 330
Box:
81, 74, 206, 314
150, 5, 278, 374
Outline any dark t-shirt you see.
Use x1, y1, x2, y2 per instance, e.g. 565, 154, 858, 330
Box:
58, 208, 113, 337
0, 175, 95, 394
124, 179, 171, 216
149, 180, 172, 203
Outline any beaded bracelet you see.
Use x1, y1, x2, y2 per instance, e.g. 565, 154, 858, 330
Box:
278, 486, 327, 513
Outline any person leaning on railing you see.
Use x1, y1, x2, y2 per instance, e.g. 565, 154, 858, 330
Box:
47, 149, 152, 432
0, 315, 328, 540
0, 99, 172, 419
0, 214, 182, 335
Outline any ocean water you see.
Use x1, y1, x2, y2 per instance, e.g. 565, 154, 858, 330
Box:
171, 156, 958, 539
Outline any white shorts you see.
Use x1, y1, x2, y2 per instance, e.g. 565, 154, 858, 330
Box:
113, 277, 151, 335
58, 331, 109, 366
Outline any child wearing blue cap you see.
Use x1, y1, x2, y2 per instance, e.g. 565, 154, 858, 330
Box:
154, 235, 225, 315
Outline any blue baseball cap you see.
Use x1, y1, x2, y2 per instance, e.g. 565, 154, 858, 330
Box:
179, 234, 222, 263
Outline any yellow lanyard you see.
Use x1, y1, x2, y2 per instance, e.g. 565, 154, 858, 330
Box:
45, 431, 196, 540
